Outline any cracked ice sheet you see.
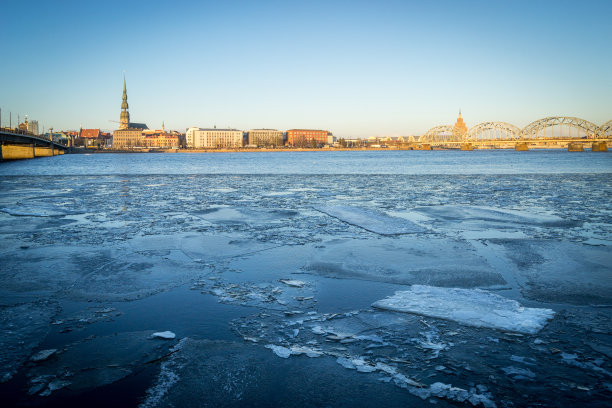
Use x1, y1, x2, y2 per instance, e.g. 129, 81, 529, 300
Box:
179, 233, 277, 261
0, 242, 201, 303
372, 285, 555, 334
0, 301, 60, 383
192, 206, 299, 225
486, 240, 612, 305
304, 237, 506, 288
26, 331, 174, 397
314, 205, 426, 235
141, 338, 440, 408
410, 205, 574, 229
234, 310, 495, 407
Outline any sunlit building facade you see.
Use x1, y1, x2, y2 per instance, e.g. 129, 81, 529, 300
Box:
286, 129, 331, 146
247, 129, 284, 147
186, 127, 243, 148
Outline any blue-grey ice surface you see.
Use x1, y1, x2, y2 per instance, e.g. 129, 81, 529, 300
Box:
0, 151, 611, 407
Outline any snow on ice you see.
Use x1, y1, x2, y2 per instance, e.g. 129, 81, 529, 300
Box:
372, 285, 555, 334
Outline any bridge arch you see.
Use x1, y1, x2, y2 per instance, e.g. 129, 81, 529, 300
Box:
521, 116, 600, 139
420, 125, 460, 143
600, 120, 612, 138
466, 122, 521, 141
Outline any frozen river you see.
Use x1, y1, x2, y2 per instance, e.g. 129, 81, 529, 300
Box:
0, 150, 611, 407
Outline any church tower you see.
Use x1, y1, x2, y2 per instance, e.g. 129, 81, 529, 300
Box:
453, 109, 468, 138
119, 77, 130, 130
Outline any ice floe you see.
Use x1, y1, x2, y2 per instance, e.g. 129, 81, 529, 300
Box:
411, 205, 571, 227
372, 285, 555, 334
502, 366, 536, 380
305, 237, 505, 288
26, 331, 174, 397
314, 205, 426, 235
152, 331, 176, 340
0, 205, 82, 217
279, 279, 307, 288
30, 349, 58, 362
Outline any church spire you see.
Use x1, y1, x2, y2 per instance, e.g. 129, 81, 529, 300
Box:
120, 76, 130, 129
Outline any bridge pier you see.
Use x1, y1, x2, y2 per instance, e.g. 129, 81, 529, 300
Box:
592, 141, 608, 152
515, 142, 529, 151
460, 143, 474, 151
568, 142, 584, 152
34, 146, 54, 157
415, 144, 431, 150
2, 144, 36, 159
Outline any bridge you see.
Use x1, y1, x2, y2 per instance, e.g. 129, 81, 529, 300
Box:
419, 117, 611, 151
0, 128, 70, 161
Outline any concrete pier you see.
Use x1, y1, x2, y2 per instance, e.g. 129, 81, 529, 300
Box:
592, 141, 608, 152
460, 143, 474, 151
568, 142, 584, 152
415, 144, 432, 150
515, 142, 529, 151
1, 144, 63, 160
2, 144, 35, 160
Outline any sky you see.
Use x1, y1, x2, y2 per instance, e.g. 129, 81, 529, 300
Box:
1, 0, 611, 138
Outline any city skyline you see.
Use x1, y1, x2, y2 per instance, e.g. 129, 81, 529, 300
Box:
1, 0, 611, 138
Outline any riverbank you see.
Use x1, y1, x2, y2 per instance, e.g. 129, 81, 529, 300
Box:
69, 144, 604, 154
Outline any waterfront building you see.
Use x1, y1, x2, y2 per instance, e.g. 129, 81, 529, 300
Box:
286, 129, 331, 147
79, 128, 101, 147
27, 119, 39, 135
15, 116, 39, 135
453, 110, 468, 138
247, 129, 284, 147
112, 78, 149, 148
142, 124, 180, 149
186, 127, 243, 148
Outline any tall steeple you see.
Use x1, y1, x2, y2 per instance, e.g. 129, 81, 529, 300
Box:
453, 109, 468, 137
119, 76, 130, 129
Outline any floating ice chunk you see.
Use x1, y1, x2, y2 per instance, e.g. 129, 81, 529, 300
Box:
311, 326, 326, 335
502, 366, 536, 380
279, 279, 306, 288
336, 357, 377, 373
314, 205, 426, 235
372, 285, 554, 334
0, 206, 80, 217
30, 349, 58, 362
152, 331, 176, 340
427, 382, 497, 408
411, 205, 569, 227
510, 355, 536, 365
289, 346, 322, 358
265, 344, 292, 358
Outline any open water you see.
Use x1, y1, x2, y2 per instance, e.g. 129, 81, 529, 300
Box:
0, 150, 611, 407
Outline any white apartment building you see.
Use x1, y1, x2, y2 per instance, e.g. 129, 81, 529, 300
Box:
247, 129, 284, 147
186, 127, 243, 148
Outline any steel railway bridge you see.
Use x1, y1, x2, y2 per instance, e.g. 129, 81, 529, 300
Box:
419, 117, 611, 151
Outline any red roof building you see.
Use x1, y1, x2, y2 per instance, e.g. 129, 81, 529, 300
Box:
80, 129, 101, 139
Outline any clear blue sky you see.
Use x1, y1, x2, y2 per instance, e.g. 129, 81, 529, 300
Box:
1, 0, 611, 137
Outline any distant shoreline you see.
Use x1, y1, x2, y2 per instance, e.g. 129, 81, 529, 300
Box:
71, 145, 577, 154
